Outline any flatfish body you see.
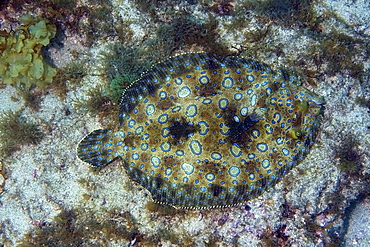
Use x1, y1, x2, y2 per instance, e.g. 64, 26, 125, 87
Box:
77, 53, 324, 209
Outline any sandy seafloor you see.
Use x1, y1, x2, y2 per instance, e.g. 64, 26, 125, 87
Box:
0, 0, 370, 246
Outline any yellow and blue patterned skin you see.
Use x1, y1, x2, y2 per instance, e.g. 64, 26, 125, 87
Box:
77, 53, 324, 209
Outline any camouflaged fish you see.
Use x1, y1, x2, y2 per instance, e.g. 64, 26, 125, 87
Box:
77, 53, 324, 209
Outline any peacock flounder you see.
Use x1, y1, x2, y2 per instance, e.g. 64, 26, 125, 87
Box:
77, 53, 324, 209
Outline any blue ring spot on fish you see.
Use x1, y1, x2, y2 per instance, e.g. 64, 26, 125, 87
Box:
234, 93, 243, 101
198, 121, 209, 135
128, 120, 136, 127
158, 114, 168, 124
135, 126, 143, 134
265, 124, 273, 134
257, 143, 268, 152
141, 143, 148, 151
273, 112, 282, 123
161, 128, 170, 137
248, 153, 255, 159
199, 76, 209, 85
159, 91, 167, 99
181, 163, 194, 175
190, 140, 202, 155
222, 77, 234, 88
251, 129, 260, 139
270, 97, 277, 105
230, 143, 242, 157
205, 173, 215, 181
172, 106, 181, 112
186, 104, 197, 117
165, 168, 172, 176
211, 152, 222, 160
178, 86, 191, 98
250, 94, 257, 106
202, 98, 212, 104
240, 107, 248, 116
174, 78, 183, 85
262, 159, 270, 169
220, 123, 230, 135
160, 142, 171, 152
247, 75, 255, 82
132, 153, 139, 160
228, 166, 240, 177
282, 148, 290, 156
146, 104, 155, 115
276, 137, 284, 145
151, 156, 160, 168
218, 98, 229, 109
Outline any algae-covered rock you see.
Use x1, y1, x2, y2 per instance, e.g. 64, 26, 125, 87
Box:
0, 14, 57, 88
0, 160, 4, 195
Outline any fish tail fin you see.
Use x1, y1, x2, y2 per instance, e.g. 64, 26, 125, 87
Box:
77, 129, 123, 167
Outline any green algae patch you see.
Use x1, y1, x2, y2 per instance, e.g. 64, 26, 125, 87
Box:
0, 110, 44, 158
0, 14, 57, 88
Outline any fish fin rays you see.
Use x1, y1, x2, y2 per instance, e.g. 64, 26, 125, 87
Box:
77, 129, 121, 167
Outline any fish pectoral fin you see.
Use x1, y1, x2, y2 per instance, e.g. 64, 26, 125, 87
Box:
77, 129, 120, 167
